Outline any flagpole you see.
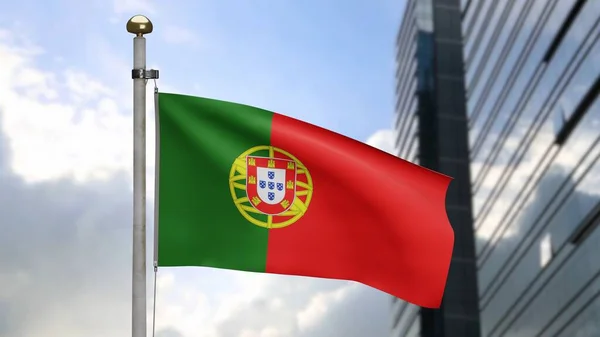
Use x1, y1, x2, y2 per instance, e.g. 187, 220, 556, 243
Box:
127, 15, 158, 337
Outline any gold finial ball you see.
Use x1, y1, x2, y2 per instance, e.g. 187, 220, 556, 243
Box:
126, 15, 153, 35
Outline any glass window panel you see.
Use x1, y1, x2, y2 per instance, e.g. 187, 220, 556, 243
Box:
394, 304, 419, 335
399, 114, 418, 154
461, 0, 469, 11
464, 0, 511, 98
397, 60, 417, 103
479, 97, 600, 335
405, 136, 418, 163
395, 52, 416, 103
396, 30, 417, 79
474, 7, 600, 190
480, 240, 543, 336
395, 74, 416, 127
465, 0, 502, 65
415, 0, 433, 32
403, 119, 418, 156
466, 1, 526, 143
464, 0, 495, 61
396, 1, 416, 51
398, 81, 417, 123
475, 118, 555, 256
406, 317, 420, 337
558, 43, 600, 120
474, 3, 600, 335
395, 81, 417, 140
471, 2, 576, 187
557, 288, 600, 336
463, 0, 484, 47
500, 210, 600, 336
473, 2, 598, 245
396, 43, 416, 84
395, 95, 416, 134
477, 95, 600, 293
468, 0, 549, 149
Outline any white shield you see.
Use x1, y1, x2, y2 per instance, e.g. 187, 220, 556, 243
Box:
256, 167, 287, 204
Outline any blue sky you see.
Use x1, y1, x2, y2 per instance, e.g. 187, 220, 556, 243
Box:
0, 0, 404, 336
1, 0, 401, 141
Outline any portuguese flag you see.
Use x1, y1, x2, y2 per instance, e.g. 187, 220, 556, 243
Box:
155, 92, 454, 308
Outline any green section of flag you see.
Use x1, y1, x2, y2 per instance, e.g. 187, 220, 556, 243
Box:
156, 93, 273, 271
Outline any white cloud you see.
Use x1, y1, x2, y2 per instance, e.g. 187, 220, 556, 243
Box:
153, 272, 213, 337
64, 69, 115, 103
149, 270, 389, 337
296, 284, 355, 331
0, 27, 160, 192
0, 171, 134, 337
207, 275, 388, 337
0, 29, 137, 184
365, 129, 395, 154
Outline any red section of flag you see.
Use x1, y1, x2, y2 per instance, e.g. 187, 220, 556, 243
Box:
265, 113, 454, 308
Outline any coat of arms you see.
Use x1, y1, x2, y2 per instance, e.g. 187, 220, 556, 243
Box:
246, 156, 296, 215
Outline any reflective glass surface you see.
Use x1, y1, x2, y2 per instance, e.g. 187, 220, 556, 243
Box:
392, 1, 436, 335
394, 0, 421, 164
465, 0, 600, 336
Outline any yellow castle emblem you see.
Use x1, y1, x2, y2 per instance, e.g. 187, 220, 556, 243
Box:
228, 145, 313, 229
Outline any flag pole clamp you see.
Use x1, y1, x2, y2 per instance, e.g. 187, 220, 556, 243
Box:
132, 69, 159, 79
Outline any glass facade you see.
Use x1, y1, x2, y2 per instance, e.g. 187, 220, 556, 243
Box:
393, 0, 434, 165
463, 0, 600, 336
392, 0, 480, 336
391, 2, 421, 335
391, 1, 430, 336
394, 0, 419, 164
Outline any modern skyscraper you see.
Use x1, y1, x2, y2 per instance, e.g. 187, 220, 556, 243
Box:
393, 0, 600, 336
464, 0, 600, 335
391, 0, 480, 336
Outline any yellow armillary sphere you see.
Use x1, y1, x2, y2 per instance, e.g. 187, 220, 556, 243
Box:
228, 145, 313, 229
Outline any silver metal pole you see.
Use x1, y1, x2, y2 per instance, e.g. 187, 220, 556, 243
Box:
126, 15, 157, 337
132, 34, 147, 337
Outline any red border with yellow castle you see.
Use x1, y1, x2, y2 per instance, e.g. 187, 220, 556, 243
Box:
246, 156, 297, 215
